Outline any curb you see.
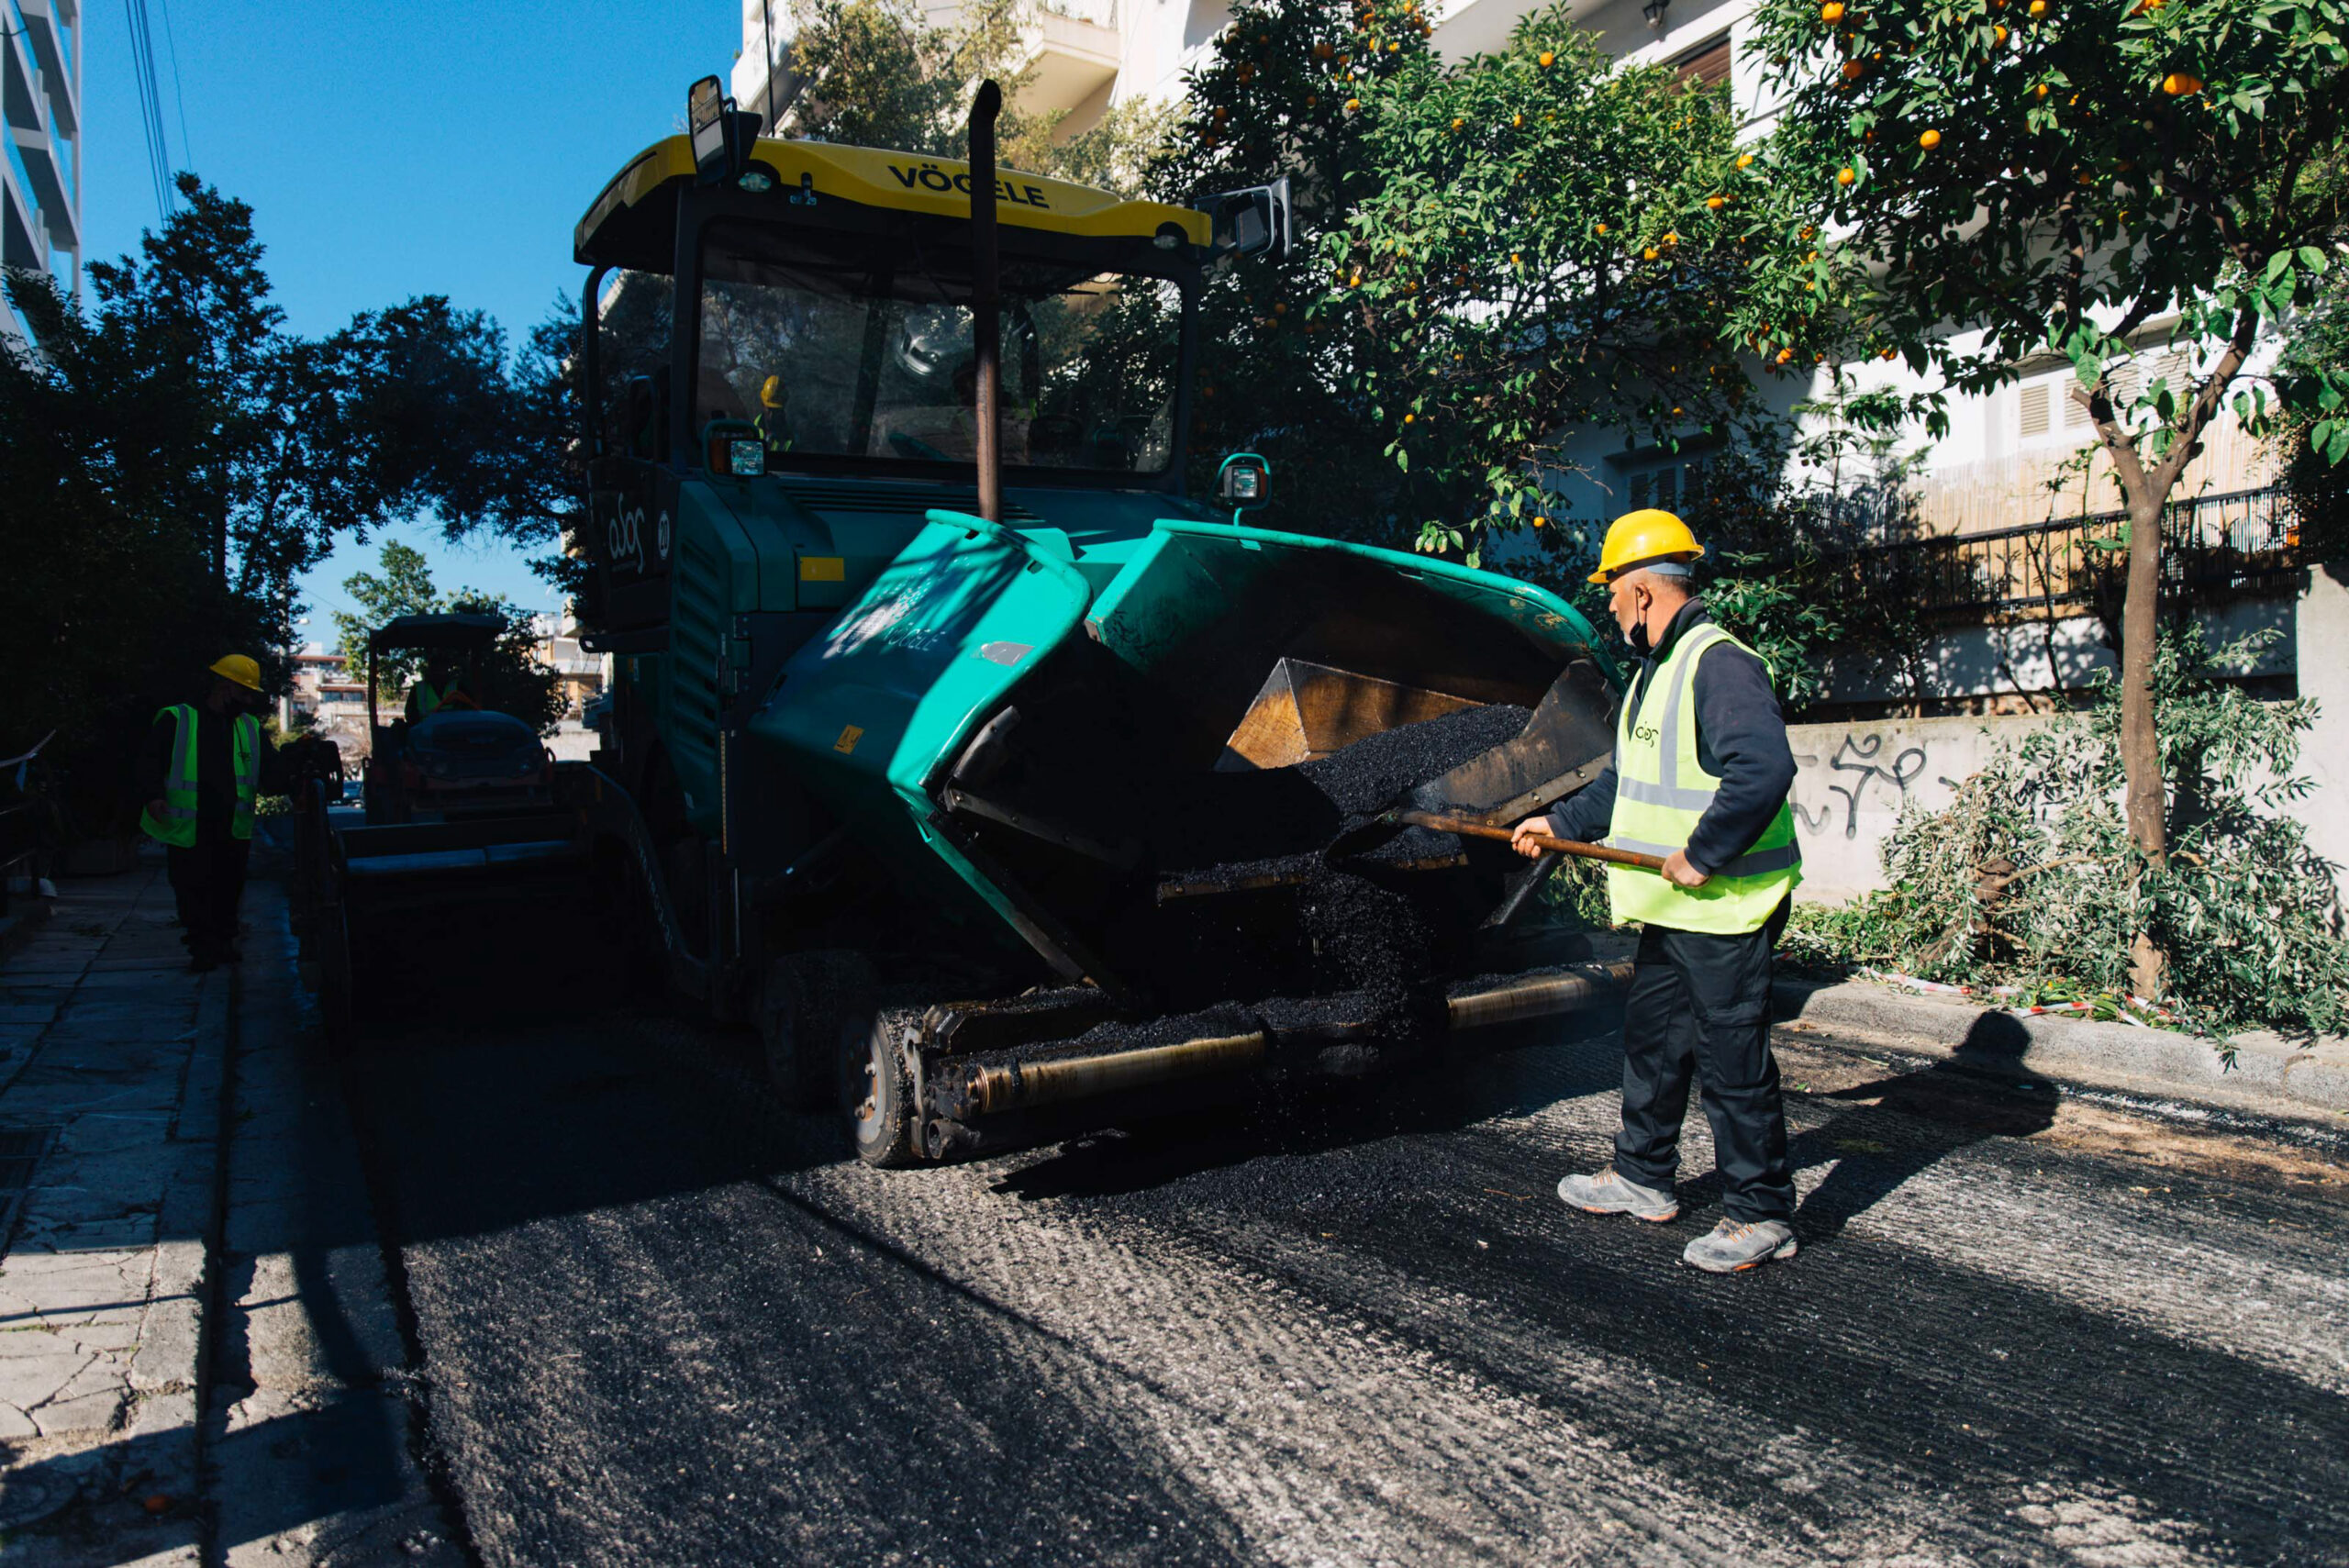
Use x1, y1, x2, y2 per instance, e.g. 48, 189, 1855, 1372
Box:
1773, 976, 2349, 1124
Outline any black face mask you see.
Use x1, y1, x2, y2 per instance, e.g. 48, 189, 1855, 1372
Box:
1624, 596, 1655, 658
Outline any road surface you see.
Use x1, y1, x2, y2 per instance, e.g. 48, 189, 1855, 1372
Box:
327, 930, 2349, 1567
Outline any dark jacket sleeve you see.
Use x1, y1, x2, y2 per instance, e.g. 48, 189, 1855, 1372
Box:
1545, 764, 1617, 844
1682, 641, 1798, 875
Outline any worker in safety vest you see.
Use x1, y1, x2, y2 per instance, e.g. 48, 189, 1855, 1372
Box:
407, 662, 449, 723
757, 374, 793, 451
1511, 509, 1804, 1273
140, 655, 286, 972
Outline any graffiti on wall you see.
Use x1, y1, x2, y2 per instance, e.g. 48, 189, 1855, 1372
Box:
1791, 732, 1931, 840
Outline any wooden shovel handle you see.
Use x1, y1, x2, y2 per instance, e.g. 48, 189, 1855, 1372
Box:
1397, 809, 1668, 872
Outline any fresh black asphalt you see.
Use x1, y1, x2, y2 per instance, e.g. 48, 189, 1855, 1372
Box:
324, 925, 2349, 1567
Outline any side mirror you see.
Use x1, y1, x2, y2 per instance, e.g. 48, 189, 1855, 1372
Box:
1217, 452, 1271, 510
1201, 176, 1292, 261
703, 418, 766, 478
688, 74, 742, 184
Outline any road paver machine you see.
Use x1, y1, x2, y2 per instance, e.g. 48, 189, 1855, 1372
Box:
356, 78, 1635, 1162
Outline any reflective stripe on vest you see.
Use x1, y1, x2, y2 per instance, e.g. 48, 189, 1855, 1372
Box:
139, 706, 260, 847
1604, 623, 1800, 934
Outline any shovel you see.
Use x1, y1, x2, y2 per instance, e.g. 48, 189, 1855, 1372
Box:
1325, 807, 1666, 872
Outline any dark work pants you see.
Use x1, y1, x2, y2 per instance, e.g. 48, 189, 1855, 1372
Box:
1612, 897, 1795, 1223
167, 838, 250, 962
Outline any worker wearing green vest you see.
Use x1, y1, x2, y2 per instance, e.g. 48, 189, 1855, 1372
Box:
141, 655, 284, 972
1513, 510, 1805, 1273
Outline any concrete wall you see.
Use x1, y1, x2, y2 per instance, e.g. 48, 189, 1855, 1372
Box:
1785, 712, 2053, 902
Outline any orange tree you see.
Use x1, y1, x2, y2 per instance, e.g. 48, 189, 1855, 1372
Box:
1155, 0, 1754, 566
1735, 0, 2349, 994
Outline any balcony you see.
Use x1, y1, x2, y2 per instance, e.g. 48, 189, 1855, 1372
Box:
2, 11, 37, 134
1025, 4, 1121, 117
8, 123, 72, 243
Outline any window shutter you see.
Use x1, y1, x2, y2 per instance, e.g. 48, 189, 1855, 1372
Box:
1630, 472, 1650, 508
2019, 382, 2050, 438
2062, 384, 2092, 428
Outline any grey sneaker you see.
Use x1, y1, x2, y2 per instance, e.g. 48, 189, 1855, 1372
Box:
1556, 1168, 1679, 1223
1681, 1218, 1798, 1273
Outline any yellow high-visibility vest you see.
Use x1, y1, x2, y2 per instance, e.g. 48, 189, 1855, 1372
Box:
1605, 624, 1800, 934
139, 706, 259, 847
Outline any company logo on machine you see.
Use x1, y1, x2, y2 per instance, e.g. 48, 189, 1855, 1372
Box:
608, 502, 650, 573
820, 561, 955, 660
883, 161, 1054, 211
976, 641, 1031, 667
655, 510, 673, 564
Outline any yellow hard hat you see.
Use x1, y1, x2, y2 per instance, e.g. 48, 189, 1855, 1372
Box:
1588, 508, 1704, 584
208, 654, 262, 692
760, 374, 786, 409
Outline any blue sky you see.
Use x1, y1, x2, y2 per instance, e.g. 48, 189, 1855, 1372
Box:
78, 1, 740, 637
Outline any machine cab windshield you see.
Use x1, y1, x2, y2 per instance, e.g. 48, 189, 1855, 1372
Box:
696, 220, 1185, 476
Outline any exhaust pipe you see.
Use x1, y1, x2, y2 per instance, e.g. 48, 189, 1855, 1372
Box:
968, 80, 1004, 525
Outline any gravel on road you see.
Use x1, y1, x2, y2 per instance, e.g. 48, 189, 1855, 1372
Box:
334, 935, 2349, 1568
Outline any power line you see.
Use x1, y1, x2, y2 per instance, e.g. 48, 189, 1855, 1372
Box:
155, 0, 192, 172
122, 0, 173, 219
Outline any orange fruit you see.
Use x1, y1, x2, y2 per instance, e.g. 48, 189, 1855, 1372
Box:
1919, 128, 1942, 149
2035, 82, 2050, 97
1386, 40, 1399, 51
1737, 153, 1754, 168
1821, 1, 1845, 18
1837, 166, 1856, 184
1512, 112, 1524, 127
1538, 49, 1555, 66
1776, 348, 1795, 363
1272, 301, 1286, 315
1643, 246, 1660, 260
1707, 195, 1726, 209
1994, 24, 2009, 41
1842, 60, 1865, 79
1663, 230, 1678, 244
2162, 72, 2202, 95
1345, 96, 1361, 110
1315, 39, 1334, 58
1880, 346, 1896, 359
1451, 116, 1464, 128
1404, 412, 1416, 423
1595, 222, 1608, 233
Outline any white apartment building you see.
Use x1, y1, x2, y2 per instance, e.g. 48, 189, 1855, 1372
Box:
2, 0, 80, 352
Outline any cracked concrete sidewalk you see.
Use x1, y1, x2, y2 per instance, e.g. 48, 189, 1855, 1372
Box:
0, 856, 219, 1564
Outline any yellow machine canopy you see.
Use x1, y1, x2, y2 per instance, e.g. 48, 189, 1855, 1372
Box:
576, 136, 1212, 272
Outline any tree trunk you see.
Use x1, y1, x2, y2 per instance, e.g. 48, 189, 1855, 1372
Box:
2118, 494, 2166, 999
